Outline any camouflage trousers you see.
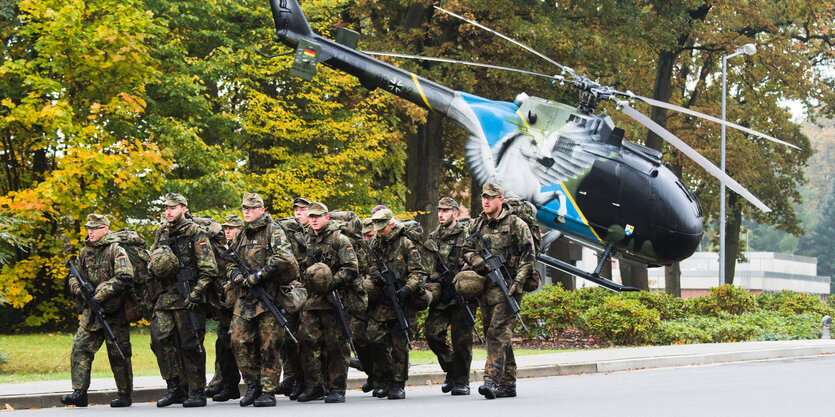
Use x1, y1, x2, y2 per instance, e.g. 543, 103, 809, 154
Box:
350, 315, 376, 381
425, 304, 475, 384
367, 315, 413, 383
150, 308, 207, 391
479, 293, 522, 387
299, 309, 350, 392
279, 312, 302, 385
207, 308, 240, 390
230, 312, 285, 393
71, 320, 133, 395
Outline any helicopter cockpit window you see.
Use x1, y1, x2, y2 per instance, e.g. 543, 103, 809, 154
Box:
554, 136, 576, 155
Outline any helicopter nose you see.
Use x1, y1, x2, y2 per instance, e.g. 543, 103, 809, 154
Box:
652, 223, 703, 264
650, 174, 704, 264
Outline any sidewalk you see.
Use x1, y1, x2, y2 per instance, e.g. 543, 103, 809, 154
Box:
3, 339, 834, 409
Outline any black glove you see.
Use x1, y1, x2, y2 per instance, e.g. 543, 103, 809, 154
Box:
370, 273, 384, 286
231, 269, 245, 286
184, 293, 201, 310
395, 286, 411, 303
243, 269, 263, 288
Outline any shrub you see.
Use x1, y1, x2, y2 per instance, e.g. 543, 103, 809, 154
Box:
0, 348, 7, 366
519, 284, 580, 339
688, 284, 756, 316
581, 296, 660, 345
658, 310, 821, 344
756, 291, 833, 316
623, 291, 688, 320
573, 286, 612, 312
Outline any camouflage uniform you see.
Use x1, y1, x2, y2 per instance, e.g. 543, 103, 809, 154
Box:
226, 202, 299, 396
426, 198, 474, 391
206, 215, 244, 398
462, 184, 534, 396
149, 195, 217, 394
368, 210, 431, 396
351, 217, 378, 390
68, 214, 134, 399
298, 202, 359, 400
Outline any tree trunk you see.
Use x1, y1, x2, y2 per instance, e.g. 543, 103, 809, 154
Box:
644, 50, 676, 151
545, 239, 575, 290
665, 263, 681, 296
724, 194, 742, 285
619, 258, 649, 291
405, 112, 443, 234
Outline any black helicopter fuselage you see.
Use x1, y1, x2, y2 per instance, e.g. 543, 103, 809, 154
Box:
268, 0, 704, 266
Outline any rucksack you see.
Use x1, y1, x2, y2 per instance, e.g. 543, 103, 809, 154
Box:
503, 197, 542, 254
107, 229, 151, 322
190, 216, 227, 262
326, 210, 370, 314
275, 216, 309, 264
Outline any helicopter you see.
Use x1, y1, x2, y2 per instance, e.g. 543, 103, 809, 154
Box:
263, 0, 797, 291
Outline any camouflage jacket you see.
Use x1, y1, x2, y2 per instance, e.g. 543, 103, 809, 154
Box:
70, 233, 134, 331
463, 208, 534, 304
225, 213, 299, 319
369, 222, 430, 321
302, 221, 359, 311
151, 217, 217, 311
428, 219, 468, 309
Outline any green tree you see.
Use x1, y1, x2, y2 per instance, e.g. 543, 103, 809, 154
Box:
797, 181, 835, 293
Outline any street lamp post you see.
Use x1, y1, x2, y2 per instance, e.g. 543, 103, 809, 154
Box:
719, 43, 757, 287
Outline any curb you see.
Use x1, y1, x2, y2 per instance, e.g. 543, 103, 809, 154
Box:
3, 344, 833, 410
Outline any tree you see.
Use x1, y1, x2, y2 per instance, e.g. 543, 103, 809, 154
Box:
798, 180, 835, 293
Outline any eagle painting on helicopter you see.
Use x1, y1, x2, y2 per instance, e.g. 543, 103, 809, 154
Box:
262, 0, 798, 291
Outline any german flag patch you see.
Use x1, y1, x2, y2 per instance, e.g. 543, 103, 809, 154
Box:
117, 254, 127, 268
199, 240, 208, 253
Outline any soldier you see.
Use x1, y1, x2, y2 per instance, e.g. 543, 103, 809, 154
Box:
62, 214, 134, 408
278, 197, 311, 400
368, 209, 431, 399
205, 215, 244, 402
460, 184, 535, 399
296, 202, 359, 403
426, 197, 473, 395
148, 193, 217, 407
352, 217, 378, 394
226, 193, 299, 407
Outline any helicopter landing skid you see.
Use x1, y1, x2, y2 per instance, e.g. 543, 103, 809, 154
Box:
536, 245, 640, 292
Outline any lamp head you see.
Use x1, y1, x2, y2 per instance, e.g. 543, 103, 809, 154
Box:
741, 43, 757, 55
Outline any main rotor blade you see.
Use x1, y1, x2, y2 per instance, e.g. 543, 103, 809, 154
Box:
361, 51, 561, 81
618, 102, 771, 213
433, 6, 575, 77
628, 94, 798, 149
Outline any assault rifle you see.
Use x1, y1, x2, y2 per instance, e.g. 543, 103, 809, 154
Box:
66, 259, 127, 362
466, 233, 529, 332
307, 248, 357, 355
160, 236, 204, 353
221, 247, 298, 344
434, 253, 483, 343
370, 245, 412, 349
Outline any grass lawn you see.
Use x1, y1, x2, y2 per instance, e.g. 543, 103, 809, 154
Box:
0, 331, 562, 384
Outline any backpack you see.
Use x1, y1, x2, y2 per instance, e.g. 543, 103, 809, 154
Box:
325, 210, 369, 314
107, 229, 152, 322
399, 219, 439, 310
275, 217, 309, 264
190, 216, 227, 261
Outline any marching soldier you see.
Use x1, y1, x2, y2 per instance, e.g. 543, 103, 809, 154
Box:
367, 209, 431, 399
226, 193, 299, 407
205, 215, 244, 402
278, 197, 311, 400
296, 202, 359, 403
459, 184, 535, 399
352, 217, 378, 393
62, 214, 134, 408
426, 197, 474, 395
148, 193, 216, 407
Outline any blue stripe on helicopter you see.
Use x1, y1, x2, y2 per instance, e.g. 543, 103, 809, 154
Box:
459, 92, 520, 146
536, 182, 603, 243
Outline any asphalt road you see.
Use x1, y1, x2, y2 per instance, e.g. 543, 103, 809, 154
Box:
11, 355, 834, 416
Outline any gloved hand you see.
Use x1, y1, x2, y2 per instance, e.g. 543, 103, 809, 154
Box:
242, 269, 263, 288
395, 286, 412, 303
231, 269, 245, 286
509, 280, 523, 296
92, 289, 107, 304
69, 281, 81, 296
184, 292, 202, 310
370, 273, 384, 286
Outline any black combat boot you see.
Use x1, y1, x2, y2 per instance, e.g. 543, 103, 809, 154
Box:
110, 393, 132, 407
361, 376, 374, 393
277, 378, 295, 396
325, 390, 345, 403
239, 383, 262, 407
156, 378, 187, 407
372, 379, 390, 398
253, 391, 276, 407
213, 386, 241, 402
60, 389, 88, 407
296, 385, 325, 402
478, 380, 498, 400
349, 357, 364, 371
387, 381, 405, 400
288, 381, 305, 400
182, 389, 206, 407
451, 378, 471, 396
441, 373, 453, 393
205, 385, 221, 397
495, 384, 516, 398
